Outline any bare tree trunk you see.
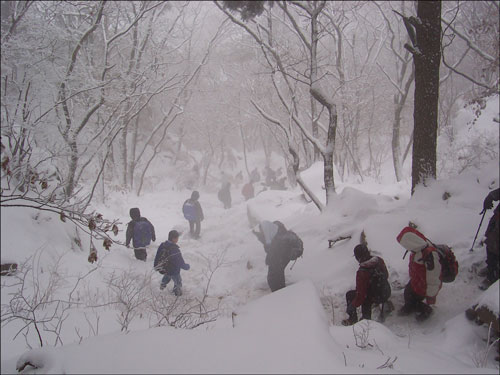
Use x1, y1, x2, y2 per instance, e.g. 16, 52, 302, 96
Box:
410, 1, 441, 193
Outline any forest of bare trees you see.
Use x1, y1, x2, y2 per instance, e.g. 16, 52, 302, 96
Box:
1, 0, 498, 214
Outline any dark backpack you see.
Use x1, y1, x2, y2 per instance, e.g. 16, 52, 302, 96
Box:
133, 220, 152, 248
282, 230, 303, 260
398, 226, 458, 283
154, 243, 170, 275
366, 264, 391, 304
182, 200, 197, 221
432, 244, 459, 283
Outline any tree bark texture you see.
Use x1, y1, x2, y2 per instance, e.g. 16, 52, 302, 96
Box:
411, 0, 441, 194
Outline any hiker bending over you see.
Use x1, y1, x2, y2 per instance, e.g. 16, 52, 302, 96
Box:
397, 227, 442, 322
342, 244, 391, 326
154, 230, 190, 296
182, 191, 204, 239
255, 220, 303, 292
125, 207, 156, 261
481, 188, 499, 290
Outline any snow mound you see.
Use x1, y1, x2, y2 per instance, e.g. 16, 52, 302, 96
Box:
12, 280, 346, 374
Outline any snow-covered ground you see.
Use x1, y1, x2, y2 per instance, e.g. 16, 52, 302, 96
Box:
1, 95, 499, 373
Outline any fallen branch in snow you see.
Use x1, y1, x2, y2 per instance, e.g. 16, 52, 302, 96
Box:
377, 356, 398, 369
328, 236, 352, 248
16, 360, 37, 372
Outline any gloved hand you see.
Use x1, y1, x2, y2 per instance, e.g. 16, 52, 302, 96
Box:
183, 263, 190, 271
483, 195, 494, 211
426, 296, 436, 305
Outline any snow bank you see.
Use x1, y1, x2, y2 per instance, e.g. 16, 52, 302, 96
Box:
11, 280, 347, 374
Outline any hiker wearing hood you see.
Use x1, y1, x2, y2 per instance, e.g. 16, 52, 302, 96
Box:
342, 244, 391, 326
254, 220, 303, 292
397, 226, 442, 322
182, 191, 204, 239
125, 207, 156, 261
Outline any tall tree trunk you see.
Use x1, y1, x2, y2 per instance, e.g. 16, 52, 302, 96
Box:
411, 0, 441, 193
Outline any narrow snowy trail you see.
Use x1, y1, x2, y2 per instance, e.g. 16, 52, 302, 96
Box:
109, 183, 494, 343
114, 186, 273, 315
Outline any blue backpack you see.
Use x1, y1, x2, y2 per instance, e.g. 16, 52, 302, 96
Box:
133, 220, 152, 248
183, 200, 197, 221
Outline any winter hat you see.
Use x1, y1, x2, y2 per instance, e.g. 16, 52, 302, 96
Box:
129, 207, 141, 220
353, 244, 370, 260
191, 191, 200, 200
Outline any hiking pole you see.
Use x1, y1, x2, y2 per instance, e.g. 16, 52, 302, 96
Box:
289, 259, 298, 270
469, 209, 487, 252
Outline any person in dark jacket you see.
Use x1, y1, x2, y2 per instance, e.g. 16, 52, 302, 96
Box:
253, 220, 279, 253
218, 181, 232, 209
125, 207, 156, 261
480, 188, 499, 290
183, 191, 204, 239
342, 244, 391, 326
154, 230, 190, 296
265, 221, 303, 292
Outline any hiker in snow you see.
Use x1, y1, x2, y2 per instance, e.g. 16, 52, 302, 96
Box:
182, 191, 204, 239
342, 244, 392, 326
480, 188, 499, 290
396, 226, 442, 322
218, 181, 232, 209
253, 220, 279, 253
256, 220, 304, 292
250, 168, 260, 183
265, 166, 276, 186
241, 180, 254, 201
125, 207, 156, 261
154, 230, 190, 296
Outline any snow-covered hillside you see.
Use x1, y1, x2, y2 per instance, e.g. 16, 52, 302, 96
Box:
1, 95, 499, 373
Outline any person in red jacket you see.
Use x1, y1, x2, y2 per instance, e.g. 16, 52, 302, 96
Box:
242, 181, 255, 201
397, 226, 442, 322
342, 244, 391, 326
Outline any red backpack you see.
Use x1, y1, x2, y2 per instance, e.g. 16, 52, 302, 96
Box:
397, 226, 458, 283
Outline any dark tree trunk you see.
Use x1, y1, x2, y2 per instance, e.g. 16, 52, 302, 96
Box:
411, 1, 441, 194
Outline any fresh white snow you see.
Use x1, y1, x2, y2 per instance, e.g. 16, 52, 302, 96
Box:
1, 95, 499, 374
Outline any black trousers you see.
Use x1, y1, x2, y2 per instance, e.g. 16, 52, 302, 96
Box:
134, 247, 147, 261
189, 220, 201, 237
402, 282, 432, 314
267, 264, 287, 292
486, 250, 499, 284
346, 290, 373, 320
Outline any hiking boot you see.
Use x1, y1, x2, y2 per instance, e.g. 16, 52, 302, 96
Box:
398, 305, 414, 316
341, 317, 358, 326
477, 267, 488, 278
415, 308, 433, 322
479, 279, 492, 291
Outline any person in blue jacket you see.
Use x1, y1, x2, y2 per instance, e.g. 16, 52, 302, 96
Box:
125, 207, 156, 261
154, 230, 190, 296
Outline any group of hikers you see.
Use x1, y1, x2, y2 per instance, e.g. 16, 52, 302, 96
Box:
125, 186, 499, 324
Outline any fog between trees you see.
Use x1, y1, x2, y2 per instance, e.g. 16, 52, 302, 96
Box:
1, 1, 498, 212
